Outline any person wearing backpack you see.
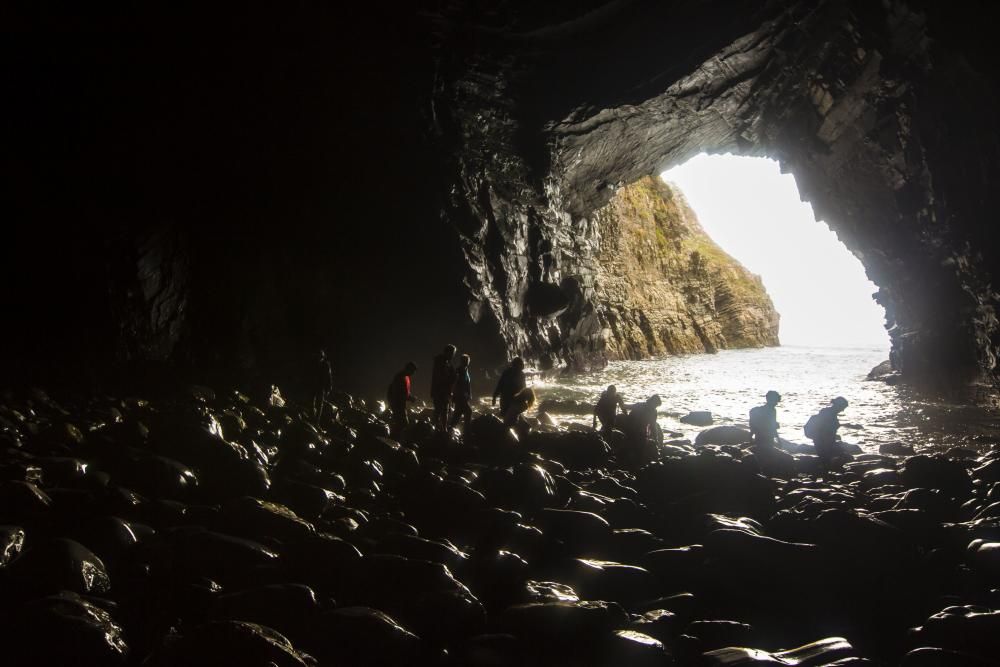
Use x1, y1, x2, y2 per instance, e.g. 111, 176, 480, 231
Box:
804, 396, 850, 466
749, 390, 781, 449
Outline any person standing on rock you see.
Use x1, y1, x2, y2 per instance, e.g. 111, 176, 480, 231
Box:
449, 353, 473, 431
387, 361, 418, 438
492, 357, 526, 415
593, 385, 627, 433
310, 349, 334, 424
804, 396, 850, 467
749, 390, 781, 449
503, 387, 536, 427
431, 344, 457, 431
618, 394, 662, 467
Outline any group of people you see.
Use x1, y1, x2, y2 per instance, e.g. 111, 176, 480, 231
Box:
323, 346, 853, 467
749, 391, 852, 466
386, 348, 539, 438
593, 384, 853, 467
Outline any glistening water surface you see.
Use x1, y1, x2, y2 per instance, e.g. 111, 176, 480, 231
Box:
530, 345, 1000, 454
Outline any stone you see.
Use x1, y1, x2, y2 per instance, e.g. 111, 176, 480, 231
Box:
694, 426, 751, 447
219, 496, 315, 543
145, 620, 313, 667
499, 600, 630, 640
6, 537, 111, 596
900, 456, 973, 498
302, 606, 421, 667
3, 592, 129, 666
703, 637, 855, 665
0, 525, 26, 567
681, 412, 714, 427
209, 584, 321, 643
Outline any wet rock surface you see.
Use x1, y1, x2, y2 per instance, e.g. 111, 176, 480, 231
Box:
1, 388, 1000, 665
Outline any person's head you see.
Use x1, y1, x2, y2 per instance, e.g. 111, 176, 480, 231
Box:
765, 390, 781, 406
831, 396, 848, 412
444, 344, 457, 359
459, 354, 470, 368
404, 361, 417, 375
647, 394, 662, 408
607, 385, 617, 396
511, 357, 524, 371
317, 348, 327, 360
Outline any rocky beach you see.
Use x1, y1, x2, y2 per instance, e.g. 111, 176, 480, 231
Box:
2, 384, 999, 665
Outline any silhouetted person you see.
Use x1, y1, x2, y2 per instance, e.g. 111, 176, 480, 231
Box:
310, 349, 334, 424
749, 390, 781, 449
805, 396, 850, 466
431, 344, 457, 431
593, 385, 627, 433
450, 354, 473, 430
492, 357, 526, 415
620, 394, 662, 467
387, 362, 418, 439
503, 387, 535, 427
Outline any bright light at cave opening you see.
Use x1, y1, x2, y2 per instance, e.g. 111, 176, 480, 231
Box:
662, 153, 889, 351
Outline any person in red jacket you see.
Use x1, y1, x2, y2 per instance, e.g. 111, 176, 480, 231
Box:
387, 361, 417, 438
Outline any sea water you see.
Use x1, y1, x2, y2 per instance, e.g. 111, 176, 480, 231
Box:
529, 345, 1000, 454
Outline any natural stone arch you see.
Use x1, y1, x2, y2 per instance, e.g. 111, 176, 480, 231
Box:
437, 0, 1000, 389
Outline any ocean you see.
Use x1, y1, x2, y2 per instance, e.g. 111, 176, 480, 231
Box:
528, 345, 1000, 454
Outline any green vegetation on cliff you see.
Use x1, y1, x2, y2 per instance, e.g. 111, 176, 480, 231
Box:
584, 176, 780, 359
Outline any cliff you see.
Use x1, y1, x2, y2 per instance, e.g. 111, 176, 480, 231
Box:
586, 177, 779, 359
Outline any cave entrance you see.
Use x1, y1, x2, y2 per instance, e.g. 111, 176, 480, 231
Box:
661, 153, 889, 352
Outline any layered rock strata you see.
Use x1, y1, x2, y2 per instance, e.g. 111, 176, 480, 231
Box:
582, 176, 779, 359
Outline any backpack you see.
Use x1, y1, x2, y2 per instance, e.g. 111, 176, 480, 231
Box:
748, 405, 767, 432
803, 414, 821, 440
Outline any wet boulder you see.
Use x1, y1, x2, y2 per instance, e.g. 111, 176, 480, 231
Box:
145, 620, 313, 667
161, 527, 280, 585
641, 546, 705, 591
909, 605, 1000, 662
303, 606, 422, 666
628, 608, 678, 645
270, 478, 344, 520
509, 463, 560, 511
0, 525, 26, 566
2, 591, 128, 666
703, 636, 855, 665
636, 457, 774, 519
694, 426, 750, 448
70, 515, 138, 570
0, 480, 53, 523
901, 647, 994, 666
900, 455, 973, 498
499, 600, 630, 641
209, 583, 321, 643
374, 533, 468, 569
219, 496, 315, 543
525, 432, 612, 470
536, 508, 612, 554
6, 537, 111, 596
880, 441, 916, 457
562, 558, 657, 605
597, 630, 671, 667
681, 411, 713, 426
120, 453, 199, 501
283, 532, 363, 593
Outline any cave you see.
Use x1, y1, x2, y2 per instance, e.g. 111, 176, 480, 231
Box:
5, 0, 999, 399
4, 2, 1000, 665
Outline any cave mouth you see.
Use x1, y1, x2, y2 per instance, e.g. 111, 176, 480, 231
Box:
661, 153, 889, 352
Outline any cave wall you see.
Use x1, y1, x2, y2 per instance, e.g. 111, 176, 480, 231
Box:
3, 1, 1000, 394
435, 0, 1000, 389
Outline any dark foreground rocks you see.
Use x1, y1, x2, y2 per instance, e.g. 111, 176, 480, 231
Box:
1, 387, 1000, 665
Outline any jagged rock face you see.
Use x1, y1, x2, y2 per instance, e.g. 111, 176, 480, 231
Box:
438, 0, 1000, 389
3, 2, 1000, 392
583, 177, 779, 359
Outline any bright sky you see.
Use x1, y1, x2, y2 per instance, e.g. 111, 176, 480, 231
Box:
661, 153, 889, 350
